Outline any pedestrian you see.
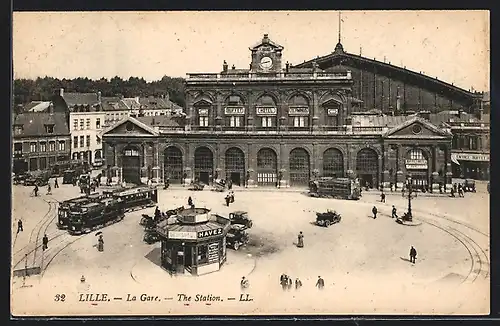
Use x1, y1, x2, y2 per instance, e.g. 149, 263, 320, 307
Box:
316, 276, 325, 290
401, 186, 405, 197
98, 234, 104, 252
164, 178, 170, 190
42, 234, 49, 251
154, 206, 161, 222
450, 187, 456, 198
228, 179, 233, 190
409, 246, 417, 264
372, 206, 378, 219
391, 205, 397, 219
17, 219, 23, 233
458, 184, 464, 198
287, 277, 292, 290
280, 274, 288, 290
188, 196, 193, 207
439, 183, 443, 194
240, 276, 249, 290
54, 178, 59, 188
225, 194, 231, 207
297, 231, 304, 248
246, 171, 250, 188
380, 192, 386, 203
33, 185, 39, 197
295, 278, 302, 290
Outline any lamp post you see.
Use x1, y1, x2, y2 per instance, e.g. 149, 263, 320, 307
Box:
406, 175, 413, 221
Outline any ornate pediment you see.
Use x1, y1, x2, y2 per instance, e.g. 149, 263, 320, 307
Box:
193, 98, 213, 107
102, 117, 158, 138
384, 117, 451, 139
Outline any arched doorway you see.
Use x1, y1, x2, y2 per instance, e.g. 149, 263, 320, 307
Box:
289, 148, 310, 186
256, 148, 278, 186
194, 146, 213, 184
323, 148, 344, 177
164, 146, 183, 184
356, 148, 379, 188
406, 148, 429, 188
122, 147, 141, 184
225, 147, 245, 186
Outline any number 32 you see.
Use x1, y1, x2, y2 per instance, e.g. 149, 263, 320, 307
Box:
54, 294, 66, 302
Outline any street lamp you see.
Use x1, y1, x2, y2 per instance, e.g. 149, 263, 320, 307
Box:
406, 175, 413, 221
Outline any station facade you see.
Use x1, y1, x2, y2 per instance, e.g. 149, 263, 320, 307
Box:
102, 34, 465, 191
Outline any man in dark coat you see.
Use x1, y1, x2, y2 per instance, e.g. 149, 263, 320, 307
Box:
42, 234, 49, 251
409, 246, 417, 264
154, 206, 161, 222
380, 192, 386, 203
33, 185, 39, 197
225, 194, 231, 207
17, 219, 23, 233
188, 196, 193, 207
372, 206, 378, 219
54, 178, 59, 188
316, 276, 325, 289
391, 205, 397, 219
280, 274, 288, 290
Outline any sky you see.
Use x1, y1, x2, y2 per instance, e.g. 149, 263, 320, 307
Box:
13, 10, 490, 91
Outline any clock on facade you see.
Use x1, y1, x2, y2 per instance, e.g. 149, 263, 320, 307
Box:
260, 56, 273, 69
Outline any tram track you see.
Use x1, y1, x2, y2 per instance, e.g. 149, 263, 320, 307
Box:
377, 202, 489, 285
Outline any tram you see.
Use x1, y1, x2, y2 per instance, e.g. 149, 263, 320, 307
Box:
57, 193, 113, 229
67, 198, 125, 235
111, 186, 158, 212
309, 177, 361, 200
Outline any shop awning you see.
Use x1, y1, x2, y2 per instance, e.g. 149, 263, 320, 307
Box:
451, 153, 489, 165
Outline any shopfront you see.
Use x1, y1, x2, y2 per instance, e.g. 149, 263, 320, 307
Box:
156, 208, 231, 276
451, 152, 490, 180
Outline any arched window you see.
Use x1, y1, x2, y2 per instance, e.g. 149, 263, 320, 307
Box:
225, 94, 245, 128
288, 95, 310, 128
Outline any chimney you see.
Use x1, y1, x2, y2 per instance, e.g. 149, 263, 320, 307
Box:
223, 60, 228, 72
60, 88, 64, 97
263, 34, 269, 43
285, 61, 290, 73
97, 91, 102, 103
231, 64, 235, 70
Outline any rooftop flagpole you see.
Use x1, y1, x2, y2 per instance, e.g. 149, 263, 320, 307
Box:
338, 11, 342, 43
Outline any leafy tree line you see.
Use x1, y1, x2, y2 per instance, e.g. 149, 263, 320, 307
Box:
13, 76, 186, 108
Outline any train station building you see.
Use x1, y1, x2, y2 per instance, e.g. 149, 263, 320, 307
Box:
102, 34, 486, 191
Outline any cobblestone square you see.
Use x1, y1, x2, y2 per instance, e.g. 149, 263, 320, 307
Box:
11, 180, 489, 315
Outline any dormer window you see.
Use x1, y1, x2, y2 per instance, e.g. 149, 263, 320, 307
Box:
45, 124, 54, 134
14, 125, 23, 136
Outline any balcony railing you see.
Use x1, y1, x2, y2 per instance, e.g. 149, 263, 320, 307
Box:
187, 71, 352, 81
157, 125, 384, 135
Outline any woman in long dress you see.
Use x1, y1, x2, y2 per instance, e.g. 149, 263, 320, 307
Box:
297, 231, 304, 248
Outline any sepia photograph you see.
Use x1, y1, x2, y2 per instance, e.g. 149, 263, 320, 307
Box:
11, 10, 490, 316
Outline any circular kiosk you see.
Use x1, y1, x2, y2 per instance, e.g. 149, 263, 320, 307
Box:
156, 208, 231, 276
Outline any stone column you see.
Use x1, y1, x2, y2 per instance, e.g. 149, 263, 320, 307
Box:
184, 142, 194, 186
279, 143, 289, 188
140, 142, 149, 184
278, 102, 287, 132
396, 145, 404, 189
112, 143, 120, 184
382, 145, 391, 192
246, 142, 256, 187
312, 91, 319, 130
430, 146, 439, 193
152, 142, 161, 184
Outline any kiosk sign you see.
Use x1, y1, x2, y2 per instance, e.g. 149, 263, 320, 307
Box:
197, 228, 223, 239
168, 231, 197, 240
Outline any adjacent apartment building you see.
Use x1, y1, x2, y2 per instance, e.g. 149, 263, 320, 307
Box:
12, 110, 71, 173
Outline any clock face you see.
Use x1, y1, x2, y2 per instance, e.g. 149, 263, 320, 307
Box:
260, 56, 273, 69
